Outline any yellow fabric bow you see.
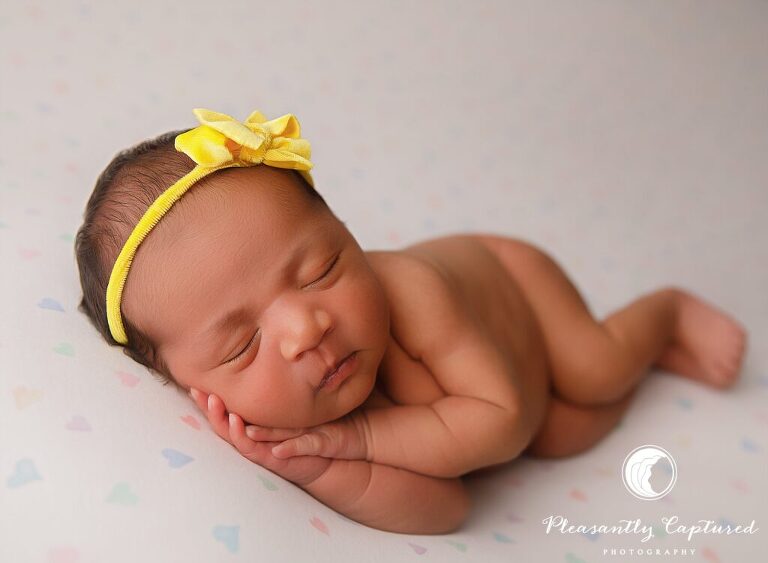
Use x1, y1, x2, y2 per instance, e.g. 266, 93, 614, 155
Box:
106, 107, 315, 345
175, 108, 315, 187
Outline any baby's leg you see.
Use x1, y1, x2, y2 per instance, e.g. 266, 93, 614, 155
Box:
525, 390, 636, 459
480, 235, 748, 407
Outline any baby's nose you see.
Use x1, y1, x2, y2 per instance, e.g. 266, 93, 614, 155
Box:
279, 309, 333, 360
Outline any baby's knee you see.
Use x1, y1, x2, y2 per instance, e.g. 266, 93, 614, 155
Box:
551, 327, 637, 407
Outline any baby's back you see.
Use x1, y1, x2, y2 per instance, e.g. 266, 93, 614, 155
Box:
364, 234, 552, 448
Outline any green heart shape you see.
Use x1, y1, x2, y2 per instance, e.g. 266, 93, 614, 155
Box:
106, 482, 138, 505
54, 342, 74, 357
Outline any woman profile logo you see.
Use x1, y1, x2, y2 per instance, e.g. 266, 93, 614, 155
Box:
621, 445, 677, 500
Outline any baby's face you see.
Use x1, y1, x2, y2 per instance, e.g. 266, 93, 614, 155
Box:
122, 167, 390, 428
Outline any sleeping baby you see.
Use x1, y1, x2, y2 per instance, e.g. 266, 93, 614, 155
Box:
75, 108, 748, 535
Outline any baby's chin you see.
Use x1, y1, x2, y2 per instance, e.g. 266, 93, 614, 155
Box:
314, 365, 377, 424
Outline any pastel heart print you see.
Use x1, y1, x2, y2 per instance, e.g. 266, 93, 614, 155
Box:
731, 478, 750, 493
180, 414, 201, 430
212, 525, 239, 554
676, 434, 692, 447
65, 415, 91, 431
161, 448, 193, 468
20, 247, 42, 259
7, 458, 42, 488
38, 297, 65, 312
13, 386, 44, 409
54, 342, 74, 357
741, 438, 760, 452
310, 516, 329, 535
446, 540, 467, 552
116, 371, 140, 387
493, 532, 515, 543
594, 466, 612, 478
565, 553, 587, 563
106, 482, 138, 505
46, 546, 79, 563
676, 397, 693, 409
408, 543, 427, 554
257, 474, 278, 491
569, 488, 588, 502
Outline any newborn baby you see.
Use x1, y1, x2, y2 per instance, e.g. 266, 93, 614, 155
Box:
76, 111, 748, 535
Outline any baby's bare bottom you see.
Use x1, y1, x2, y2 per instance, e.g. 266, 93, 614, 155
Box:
479, 235, 747, 459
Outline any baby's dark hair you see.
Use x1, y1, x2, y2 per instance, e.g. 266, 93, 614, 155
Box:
75, 129, 328, 391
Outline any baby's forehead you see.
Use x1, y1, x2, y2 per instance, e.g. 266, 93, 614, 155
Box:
156, 168, 309, 239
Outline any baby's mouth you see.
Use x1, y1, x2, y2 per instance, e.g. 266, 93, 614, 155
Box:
318, 351, 356, 389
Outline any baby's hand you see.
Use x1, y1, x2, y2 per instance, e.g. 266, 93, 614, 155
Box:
188, 388, 332, 487
268, 410, 371, 461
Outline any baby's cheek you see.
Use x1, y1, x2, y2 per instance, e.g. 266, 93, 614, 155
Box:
355, 272, 389, 326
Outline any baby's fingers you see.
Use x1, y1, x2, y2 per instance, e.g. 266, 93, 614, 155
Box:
228, 412, 261, 454
191, 390, 231, 443
245, 425, 306, 442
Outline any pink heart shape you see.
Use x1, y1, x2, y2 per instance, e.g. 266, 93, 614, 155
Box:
20, 247, 41, 260
408, 543, 427, 555
181, 415, 201, 430
66, 415, 91, 431
117, 371, 140, 387
569, 488, 588, 502
310, 516, 329, 535
47, 546, 79, 563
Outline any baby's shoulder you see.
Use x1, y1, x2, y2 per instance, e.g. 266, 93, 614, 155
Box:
363, 248, 468, 361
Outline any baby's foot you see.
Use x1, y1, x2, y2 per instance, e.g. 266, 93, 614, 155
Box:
654, 289, 747, 389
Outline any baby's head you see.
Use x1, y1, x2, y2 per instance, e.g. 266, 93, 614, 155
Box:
75, 113, 390, 427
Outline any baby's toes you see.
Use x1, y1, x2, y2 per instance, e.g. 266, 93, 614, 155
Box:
712, 348, 745, 387
725, 326, 747, 363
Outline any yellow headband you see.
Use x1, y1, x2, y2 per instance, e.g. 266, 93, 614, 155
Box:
106, 107, 315, 345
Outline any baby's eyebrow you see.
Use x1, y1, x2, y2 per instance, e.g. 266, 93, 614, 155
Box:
201, 307, 251, 341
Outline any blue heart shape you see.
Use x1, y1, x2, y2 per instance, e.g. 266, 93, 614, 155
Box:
213, 525, 239, 553
741, 438, 759, 453
7, 458, 42, 488
676, 397, 693, 409
38, 297, 65, 312
161, 448, 193, 468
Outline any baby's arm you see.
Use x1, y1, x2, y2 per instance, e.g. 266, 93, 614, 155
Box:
300, 457, 470, 534
272, 398, 525, 479
189, 389, 469, 534
364, 397, 525, 478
